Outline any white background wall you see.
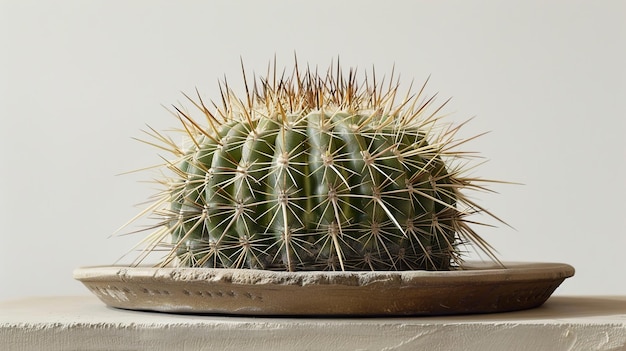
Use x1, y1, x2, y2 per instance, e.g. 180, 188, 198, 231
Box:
1, 1, 624, 301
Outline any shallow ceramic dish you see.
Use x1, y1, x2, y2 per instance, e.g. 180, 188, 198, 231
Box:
74, 262, 574, 316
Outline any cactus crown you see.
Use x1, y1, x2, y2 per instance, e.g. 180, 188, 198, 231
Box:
126, 59, 501, 272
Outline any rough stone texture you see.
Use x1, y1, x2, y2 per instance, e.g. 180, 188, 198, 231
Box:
73, 262, 574, 315
1, 295, 625, 351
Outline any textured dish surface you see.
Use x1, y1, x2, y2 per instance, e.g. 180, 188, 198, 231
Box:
74, 262, 574, 316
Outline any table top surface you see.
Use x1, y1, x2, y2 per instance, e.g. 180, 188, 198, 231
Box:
2, 295, 626, 351
2, 295, 626, 326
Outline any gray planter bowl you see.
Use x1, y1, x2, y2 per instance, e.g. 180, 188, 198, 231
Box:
74, 262, 574, 316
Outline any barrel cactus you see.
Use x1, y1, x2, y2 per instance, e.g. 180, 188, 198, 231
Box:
130, 60, 500, 272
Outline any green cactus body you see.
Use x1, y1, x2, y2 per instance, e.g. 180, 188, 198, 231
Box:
135, 61, 499, 271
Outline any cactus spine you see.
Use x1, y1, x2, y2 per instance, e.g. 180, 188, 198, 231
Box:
132, 60, 499, 271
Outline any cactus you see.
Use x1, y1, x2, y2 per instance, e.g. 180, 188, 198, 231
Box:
129, 59, 500, 272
